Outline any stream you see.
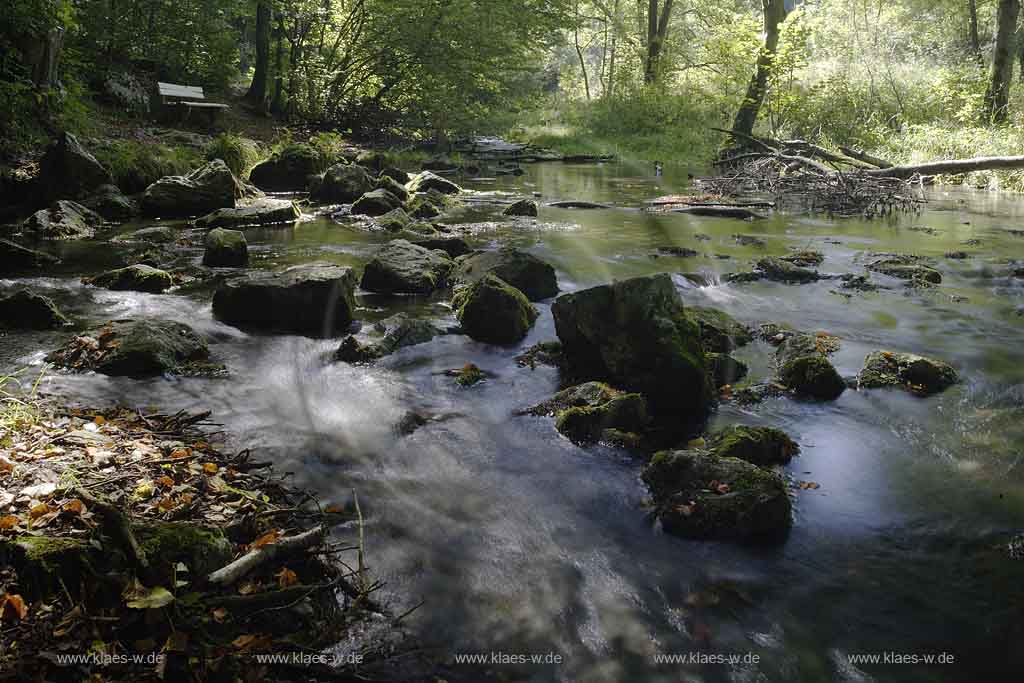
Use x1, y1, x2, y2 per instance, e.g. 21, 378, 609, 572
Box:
3, 160, 1023, 681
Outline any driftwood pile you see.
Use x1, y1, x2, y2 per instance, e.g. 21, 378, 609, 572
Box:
704, 128, 1024, 218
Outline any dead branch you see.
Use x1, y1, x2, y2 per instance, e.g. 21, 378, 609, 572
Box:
864, 155, 1024, 179
207, 525, 326, 586
839, 146, 894, 169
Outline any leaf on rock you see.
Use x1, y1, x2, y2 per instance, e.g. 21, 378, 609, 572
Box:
0, 593, 29, 622
249, 529, 280, 550
0, 515, 21, 530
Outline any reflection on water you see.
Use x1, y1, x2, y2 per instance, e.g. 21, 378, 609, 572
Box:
3, 162, 1024, 681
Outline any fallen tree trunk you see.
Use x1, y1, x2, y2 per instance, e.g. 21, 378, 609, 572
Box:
864, 155, 1024, 179
839, 146, 893, 169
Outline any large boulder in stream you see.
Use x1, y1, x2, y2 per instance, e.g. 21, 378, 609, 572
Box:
857, 351, 958, 396
0, 290, 69, 329
407, 171, 461, 195
1, 239, 61, 273
142, 160, 243, 217
194, 198, 300, 229
755, 256, 820, 283
38, 132, 113, 200
213, 262, 358, 335
203, 228, 248, 267
46, 319, 211, 377
775, 333, 846, 400
525, 381, 648, 445
249, 143, 327, 191
642, 449, 792, 542
86, 264, 174, 293
21, 201, 104, 240
689, 306, 753, 353
315, 163, 373, 203
80, 184, 139, 221
453, 273, 538, 345
451, 248, 558, 301
551, 274, 712, 420
351, 188, 403, 217
360, 240, 453, 294
376, 174, 410, 203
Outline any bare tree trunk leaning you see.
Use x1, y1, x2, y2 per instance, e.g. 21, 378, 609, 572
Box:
732, 0, 789, 137
984, 0, 1021, 123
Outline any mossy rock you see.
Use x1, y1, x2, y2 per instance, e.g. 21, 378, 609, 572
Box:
709, 425, 799, 466
453, 273, 538, 345
376, 207, 412, 232
47, 318, 210, 377
707, 352, 748, 387
551, 274, 711, 422
376, 174, 409, 203
88, 264, 174, 293
867, 257, 942, 284
315, 163, 373, 203
755, 257, 820, 283
250, 143, 328, 191
0, 289, 69, 329
858, 351, 958, 396
360, 240, 453, 295
407, 170, 461, 195
776, 334, 845, 400
690, 306, 753, 353
135, 521, 233, 583
0, 535, 96, 601
451, 248, 558, 301
642, 450, 792, 542
203, 228, 248, 267
352, 188, 403, 217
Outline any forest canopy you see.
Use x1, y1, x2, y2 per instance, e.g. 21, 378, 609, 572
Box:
5, 0, 1024, 186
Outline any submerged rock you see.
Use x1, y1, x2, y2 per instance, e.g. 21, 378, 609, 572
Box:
213, 262, 358, 335
360, 240, 453, 294
526, 381, 648, 445
112, 226, 177, 244
707, 352, 749, 387
38, 132, 112, 199
0, 289, 69, 329
708, 425, 799, 466
451, 248, 558, 301
315, 163, 373, 203
81, 184, 139, 221
867, 256, 942, 284
21, 201, 104, 240
775, 333, 845, 400
351, 188, 403, 217
203, 228, 248, 267
552, 273, 711, 420
755, 257, 820, 283
194, 198, 300, 229
780, 250, 824, 267
142, 160, 243, 217
0, 239, 61, 273
858, 351, 958, 396
249, 143, 327, 191
46, 319, 211, 377
503, 199, 539, 217
453, 273, 538, 344
407, 171, 461, 195
642, 450, 791, 542
334, 313, 443, 363
689, 306, 753, 353
87, 264, 174, 293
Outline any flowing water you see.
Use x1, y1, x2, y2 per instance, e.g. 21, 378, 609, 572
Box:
3, 161, 1024, 682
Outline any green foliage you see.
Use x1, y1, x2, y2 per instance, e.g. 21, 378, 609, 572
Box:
205, 134, 262, 178
93, 140, 203, 194
308, 132, 351, 168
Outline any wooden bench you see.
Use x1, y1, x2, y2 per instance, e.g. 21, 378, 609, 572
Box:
155, 81, 229, 123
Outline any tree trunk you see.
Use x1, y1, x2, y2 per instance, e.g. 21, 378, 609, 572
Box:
606, 0, 621, 98
246, 0, 271, 106
984, 0, 1021, 123
643, 0, 674, 84
574, 1, 591, 99
271, 12, 286, 115
732, 0, 789, 137
968, 0, 981, 59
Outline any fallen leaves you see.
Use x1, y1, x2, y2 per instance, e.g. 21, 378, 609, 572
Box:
124, 584, 175, 610
796, 480, 821, 490
275, 567, 298, 588
0, 515, 20, 530
249, 529, 280, 550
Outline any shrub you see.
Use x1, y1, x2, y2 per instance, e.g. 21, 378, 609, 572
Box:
93, 140, 203, 194
205, 133, 262, 178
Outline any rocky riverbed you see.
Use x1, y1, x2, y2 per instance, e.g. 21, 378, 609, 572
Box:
2, 136, 1024, 681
